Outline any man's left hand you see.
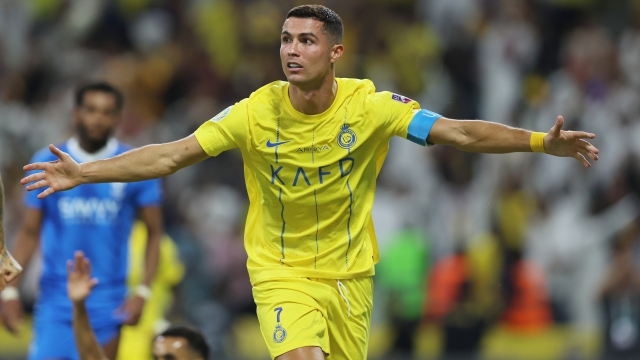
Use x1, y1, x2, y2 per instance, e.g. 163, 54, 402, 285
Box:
544, 115, 599, 167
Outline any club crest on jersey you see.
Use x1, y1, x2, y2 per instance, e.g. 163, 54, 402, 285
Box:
392, 93, 412, 104
337, 124, 357, 149
273, 323, 287, 343
211, 106, 232, 123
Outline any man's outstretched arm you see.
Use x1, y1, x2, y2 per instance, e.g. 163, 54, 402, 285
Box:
427, 115, 599, 167
21, 134, 208, 199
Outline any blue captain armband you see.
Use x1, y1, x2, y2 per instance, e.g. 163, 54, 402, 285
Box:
406, 109, 441, 146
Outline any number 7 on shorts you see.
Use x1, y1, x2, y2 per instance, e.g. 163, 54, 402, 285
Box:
274, 307, 283, 323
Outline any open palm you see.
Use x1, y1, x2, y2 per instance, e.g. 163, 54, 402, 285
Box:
544, 116, 599, 167
67, 251, 98, 304
21, 144, 82, 199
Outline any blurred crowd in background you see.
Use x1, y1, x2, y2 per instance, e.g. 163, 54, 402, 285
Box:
1, 0, 640, 359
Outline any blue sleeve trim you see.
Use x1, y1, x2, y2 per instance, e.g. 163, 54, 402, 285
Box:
407, 109, 441, 146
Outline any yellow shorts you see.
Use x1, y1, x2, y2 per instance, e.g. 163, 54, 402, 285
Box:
253, 277, 373, 360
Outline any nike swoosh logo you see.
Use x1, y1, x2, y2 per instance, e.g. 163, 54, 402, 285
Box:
266, 139, 291, 147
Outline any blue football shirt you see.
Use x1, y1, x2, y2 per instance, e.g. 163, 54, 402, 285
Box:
25, 137, 163, 307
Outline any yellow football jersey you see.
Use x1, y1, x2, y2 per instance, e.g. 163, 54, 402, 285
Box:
194, 78, 440, 285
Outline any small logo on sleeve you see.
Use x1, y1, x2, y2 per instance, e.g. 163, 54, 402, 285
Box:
337, 124, 357, 149
211, 106, 232, 123
391, 93, 413, 104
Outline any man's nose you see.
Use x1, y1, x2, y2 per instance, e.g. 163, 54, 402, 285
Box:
287, 41, 300, 56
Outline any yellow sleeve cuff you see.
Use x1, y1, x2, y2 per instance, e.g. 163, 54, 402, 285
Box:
530, 132, 546, 153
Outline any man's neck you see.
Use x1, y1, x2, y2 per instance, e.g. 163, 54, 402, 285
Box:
288, 74, 338, 115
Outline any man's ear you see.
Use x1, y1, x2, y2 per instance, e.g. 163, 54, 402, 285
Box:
330, 44, 344, 64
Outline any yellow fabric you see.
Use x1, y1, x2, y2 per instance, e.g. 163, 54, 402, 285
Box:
253, 277, 373, 359
497, 190, 536, 249
194, 78, 420, 285
116, 221, 185, 360
530, 132, 546, 153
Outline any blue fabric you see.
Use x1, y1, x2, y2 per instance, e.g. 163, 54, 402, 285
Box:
23, 140, 162, 358
406, 109, 441, 146
29, 301, 122, 360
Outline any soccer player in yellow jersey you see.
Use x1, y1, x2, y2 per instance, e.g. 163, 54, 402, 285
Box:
22, 5, 599, 360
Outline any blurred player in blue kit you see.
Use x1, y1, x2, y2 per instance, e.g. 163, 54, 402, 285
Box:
1, 82, 164, 360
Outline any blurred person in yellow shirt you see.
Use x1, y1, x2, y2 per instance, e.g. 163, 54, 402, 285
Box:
117, 221, 185, 360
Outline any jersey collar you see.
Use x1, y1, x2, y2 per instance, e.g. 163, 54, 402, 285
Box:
66, 137, 119, 163
283, 78, 344, 120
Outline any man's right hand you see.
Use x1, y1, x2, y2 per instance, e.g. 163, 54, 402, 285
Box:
67, 251, 98, 304
1, 298, 23, 334
21, 144, 82, 199
1, 249, 23, 291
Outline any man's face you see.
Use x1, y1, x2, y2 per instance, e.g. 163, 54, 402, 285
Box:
152, 336, 201, 360
280, 17, 343, 88
73, 91, 120, 146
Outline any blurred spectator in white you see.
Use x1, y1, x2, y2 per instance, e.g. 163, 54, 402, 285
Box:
599, 221, 640, 360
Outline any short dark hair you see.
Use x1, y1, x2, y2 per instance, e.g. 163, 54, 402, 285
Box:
286, 5, 343, 44
75, 82, 123, 112
157, 325, 209, 359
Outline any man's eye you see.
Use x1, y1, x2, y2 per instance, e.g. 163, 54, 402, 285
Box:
305, 39, 313, 44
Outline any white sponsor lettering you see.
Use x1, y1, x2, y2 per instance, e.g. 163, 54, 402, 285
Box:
110, 183, 126, 198
58, 197, 121, 224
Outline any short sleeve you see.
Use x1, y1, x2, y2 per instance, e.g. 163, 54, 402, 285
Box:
132, 178, 163, 207
24, 175, 43, 209
194, 99, 249, 156
369, 92, 441, 146
23, 152, 49, 209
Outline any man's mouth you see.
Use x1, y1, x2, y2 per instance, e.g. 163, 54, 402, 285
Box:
287, 62, 302, 69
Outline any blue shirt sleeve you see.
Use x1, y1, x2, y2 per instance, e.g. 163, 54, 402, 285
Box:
23, 151, 51, 209
406, 109, 441, 146
133, 178, 163, 207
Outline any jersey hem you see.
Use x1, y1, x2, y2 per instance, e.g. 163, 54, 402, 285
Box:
272, 343, 327, 359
